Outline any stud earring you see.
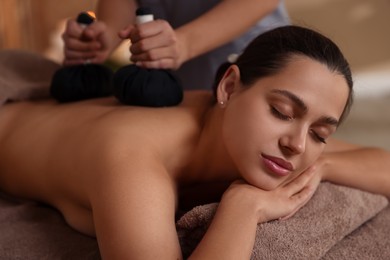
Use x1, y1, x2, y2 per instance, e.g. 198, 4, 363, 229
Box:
219, 100, 225, 106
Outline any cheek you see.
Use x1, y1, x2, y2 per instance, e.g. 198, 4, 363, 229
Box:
222, 101, 271, 155
221, 113, 250, 161
220, 102, 260, 176
296, 145, 324, 173
221, 102, 283, 189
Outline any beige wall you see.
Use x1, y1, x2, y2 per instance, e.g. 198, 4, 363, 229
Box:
285, 0, 390, 71
0, 0, 97, 53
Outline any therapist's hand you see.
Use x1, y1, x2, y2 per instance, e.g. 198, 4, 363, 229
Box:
62, 19, 112, 66
119, 20, 187, 70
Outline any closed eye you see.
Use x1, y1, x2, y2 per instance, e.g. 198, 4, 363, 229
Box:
272, 106, 327, 144
310, 130, 326, 144
270, 106, 293, 121
271, 105, 328, 144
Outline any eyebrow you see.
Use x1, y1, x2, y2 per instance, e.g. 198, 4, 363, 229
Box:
270, 89, 340, 127
318, 116, 339, 127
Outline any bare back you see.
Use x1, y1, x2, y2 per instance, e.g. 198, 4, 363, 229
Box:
0, 91, 213, 241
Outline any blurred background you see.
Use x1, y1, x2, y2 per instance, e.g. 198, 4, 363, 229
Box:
0, 0, 389, 149
284, 0, 390, 150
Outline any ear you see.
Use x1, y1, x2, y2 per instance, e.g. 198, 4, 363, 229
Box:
216, 65, 241, 106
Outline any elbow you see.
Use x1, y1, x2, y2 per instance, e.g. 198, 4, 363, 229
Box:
372, 147, 390, 160
375, 148, 390, 199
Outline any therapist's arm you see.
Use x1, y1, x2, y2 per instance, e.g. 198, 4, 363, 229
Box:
127, 0, 280, 69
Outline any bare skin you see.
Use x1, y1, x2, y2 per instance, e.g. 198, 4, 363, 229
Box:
0, 57, 389, 259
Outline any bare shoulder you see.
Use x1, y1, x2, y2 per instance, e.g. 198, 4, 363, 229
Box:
85, 91, 213, 258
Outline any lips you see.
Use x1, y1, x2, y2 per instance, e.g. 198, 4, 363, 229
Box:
261, 154, 294, 177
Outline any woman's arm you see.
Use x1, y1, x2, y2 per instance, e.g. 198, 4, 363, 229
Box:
127, 0, 280, 69
91, 159, 182, 259
91, 153, 317, 259
190, 168, 318, 259
321, 138, 390, 198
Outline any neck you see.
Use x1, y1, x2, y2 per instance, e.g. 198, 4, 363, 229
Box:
182, 105, 239, 185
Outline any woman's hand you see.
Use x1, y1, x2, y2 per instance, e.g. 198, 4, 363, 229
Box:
222, 167, 321, 224
277, 165, 322, 220
119, 20, 187, 70
62, 19, 112, 66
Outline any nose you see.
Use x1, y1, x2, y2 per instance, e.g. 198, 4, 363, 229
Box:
279, 126, 307, 155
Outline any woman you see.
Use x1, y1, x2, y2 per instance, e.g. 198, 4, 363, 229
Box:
1, 26, 389, 259
63, 0, 290, 89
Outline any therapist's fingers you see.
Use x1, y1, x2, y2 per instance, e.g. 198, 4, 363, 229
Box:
131, 45, 181, 66
82, 21, 107, 40
119, 24, 135, 40
134, 58, 177, 70
129, 20, 174, 45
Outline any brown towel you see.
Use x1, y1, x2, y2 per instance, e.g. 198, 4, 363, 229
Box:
0, 49, 59, 105
0, 183, 388, 259
0, 193, 100, 259
176, 182, 388, 259
323, 205, 390, 259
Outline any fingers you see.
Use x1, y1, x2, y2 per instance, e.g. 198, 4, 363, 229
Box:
63, 19, 83, 39
130, 34, 176, 56
64, 38, 100, 53
119, 24, 135, 39
129, 20, 169, 43
134, 59, 176, 69
130, 44, 179, 69
130, 44, 180, 69
126, 20, 180, 69
63, 19, 109, 65
63, 57, 95, 66
282, 166, 315, 197
63, 51, 108, 66
82, 21, 107, 40
63, 44, 98, 65
280, 185, 315, 220
278, 167, 319, 220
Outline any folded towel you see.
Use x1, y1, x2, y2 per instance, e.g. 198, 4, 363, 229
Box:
0, 49, 59, 105
0, 183, 388, 259
0, 193, 100, 260
322, 205, 390, 259
176, 182, 388, 259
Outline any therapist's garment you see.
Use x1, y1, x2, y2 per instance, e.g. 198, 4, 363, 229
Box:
137, 0, 290, 90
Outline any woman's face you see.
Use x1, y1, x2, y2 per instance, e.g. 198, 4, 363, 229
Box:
222, 56, 349, 190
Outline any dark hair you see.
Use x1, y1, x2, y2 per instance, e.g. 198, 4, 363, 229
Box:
213, 25, 353, 124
